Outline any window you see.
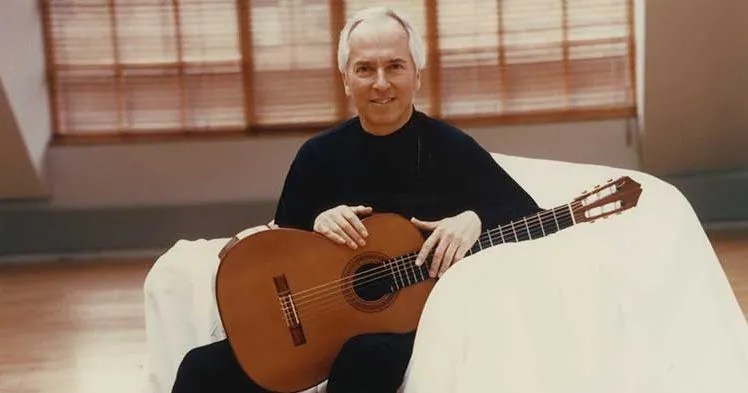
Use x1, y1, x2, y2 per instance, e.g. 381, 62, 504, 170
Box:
42, 0, 635, 140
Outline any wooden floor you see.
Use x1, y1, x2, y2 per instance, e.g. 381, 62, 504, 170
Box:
709, 229, 748, 319
0, 230, 746, 393
0, 259, 152, 393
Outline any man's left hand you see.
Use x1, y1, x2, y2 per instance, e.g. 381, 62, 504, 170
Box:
411, 210, 481, 278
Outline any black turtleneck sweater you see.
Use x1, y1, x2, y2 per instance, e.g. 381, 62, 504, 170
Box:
274, 110, 540, 232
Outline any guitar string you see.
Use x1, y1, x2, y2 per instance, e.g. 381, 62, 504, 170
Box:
286, 190, 624, 323
288, 213, 578, 317
288, 203, 582, 309
289, 207, 580, 312
292, 218, 578, 324
262, 184, 628, 325
290, 202, 579, 304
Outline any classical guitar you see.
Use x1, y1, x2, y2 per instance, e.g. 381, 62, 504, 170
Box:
216, 176, 642, 392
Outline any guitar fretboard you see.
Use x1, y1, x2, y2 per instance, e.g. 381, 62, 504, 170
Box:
381, 203, 579, 292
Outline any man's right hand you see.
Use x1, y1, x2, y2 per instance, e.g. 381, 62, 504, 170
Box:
313, 205, 372, 249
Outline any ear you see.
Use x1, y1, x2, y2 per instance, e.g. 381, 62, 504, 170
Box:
341, 71, 352, 97
415, 69, 422, 91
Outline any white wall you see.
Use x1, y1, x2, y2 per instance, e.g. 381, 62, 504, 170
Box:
46, 119, 637, 208
0, 79, 45, 198
0, 0, 51, 198
640, 0, 748, 174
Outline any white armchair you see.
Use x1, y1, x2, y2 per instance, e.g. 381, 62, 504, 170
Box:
143, 153, 748, 393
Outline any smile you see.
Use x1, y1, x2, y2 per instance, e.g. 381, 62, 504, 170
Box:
370, 98, 395, 105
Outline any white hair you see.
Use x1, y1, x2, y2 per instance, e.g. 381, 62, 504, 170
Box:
337, 7, 426, 73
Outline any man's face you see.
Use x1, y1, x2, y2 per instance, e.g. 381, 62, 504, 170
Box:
343, 17, 421, 136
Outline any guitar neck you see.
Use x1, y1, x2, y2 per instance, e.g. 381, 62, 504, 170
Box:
466, 202, 581, 256
384, 202, 582, 292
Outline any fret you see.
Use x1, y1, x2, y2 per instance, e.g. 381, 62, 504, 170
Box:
511, 221, 519, 242
389, 260, 402, 290
537, 212, 546, 236
499, 226, 506, 243
396, 258, 406, 288
416, 256, 426, 282
399, 257, 409, 287
400, 257, 418, 285
544, 209, 558, 235
398, 257, 412, 287
551, 207, 560, 231
556, 207, 566, 229
487, 230, 495, 246
469, 237, 482, 255
405, 256, 413, 285
412, 258, 421, 284
555, 205, 574, 230
467, 243, 477, 256
404, 259, 412, 285
524, 216, 532, 240
568, 203, 577, 225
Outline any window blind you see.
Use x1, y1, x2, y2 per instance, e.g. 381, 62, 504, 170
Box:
42, 0, 635, 139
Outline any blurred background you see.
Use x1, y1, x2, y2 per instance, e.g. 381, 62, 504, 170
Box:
0, 1, 746, 392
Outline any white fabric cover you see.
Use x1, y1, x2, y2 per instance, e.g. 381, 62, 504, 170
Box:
402, 154, 748, 392
143, 153, 748, 393
143, 237, 230, 393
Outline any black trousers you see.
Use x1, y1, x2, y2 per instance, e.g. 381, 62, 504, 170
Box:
172, 331, 416, 393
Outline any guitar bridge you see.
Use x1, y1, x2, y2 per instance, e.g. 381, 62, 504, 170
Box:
273, 274, 306, 346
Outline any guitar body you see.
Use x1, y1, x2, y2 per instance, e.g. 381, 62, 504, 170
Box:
216, 214, 435, 393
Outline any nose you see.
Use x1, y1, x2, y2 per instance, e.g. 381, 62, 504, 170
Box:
373, 68, 390, 90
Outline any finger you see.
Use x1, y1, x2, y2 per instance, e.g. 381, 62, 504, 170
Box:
327, 213, 360, 249
430, 233, 451, 278
316, 220, 348, 246
352, 205, 373, 216
316, 216, 352, 246
343, 208, 369, 241
439, 240, 461, 277
415, 231, 439, 268
453, 242, 471, 264
334, 211, 365, 248
410, 217, 439, 231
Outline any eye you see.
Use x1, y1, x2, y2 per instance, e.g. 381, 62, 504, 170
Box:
390, 63, 405, 70
355, 65, 372, 74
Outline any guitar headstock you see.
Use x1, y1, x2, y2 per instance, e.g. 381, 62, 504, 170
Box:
572, 176, 642, 224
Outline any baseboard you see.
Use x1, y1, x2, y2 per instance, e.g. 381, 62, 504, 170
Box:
0, 247, 165, 265
0, 200, 277, 257
664, 169, 748, 223
0, 168, 745, 257
703, 220, 748, 232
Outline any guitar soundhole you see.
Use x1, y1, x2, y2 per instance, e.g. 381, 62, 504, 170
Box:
342, 252, 396, 312
353, 263, 392, 302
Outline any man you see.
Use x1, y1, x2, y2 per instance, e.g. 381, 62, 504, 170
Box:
172, 7, 539, 393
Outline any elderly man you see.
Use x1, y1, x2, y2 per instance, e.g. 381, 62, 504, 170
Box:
171, 7, 539, 393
